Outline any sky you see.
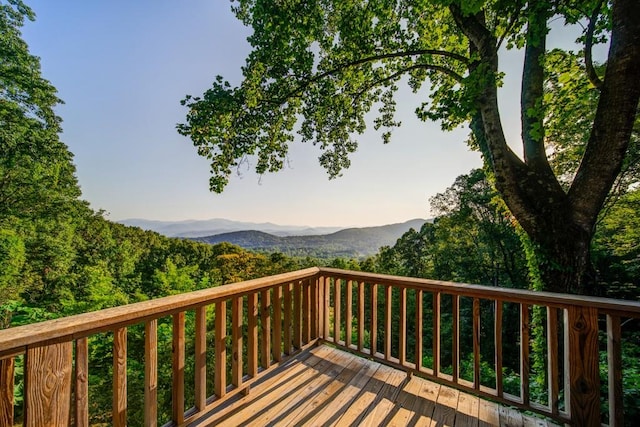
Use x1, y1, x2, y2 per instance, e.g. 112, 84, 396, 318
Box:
20, 1, 587, 227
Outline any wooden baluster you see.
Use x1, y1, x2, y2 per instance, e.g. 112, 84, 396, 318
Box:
547, 307, 559, 415
563, 308, 571, 417
261, 290, 271, 368
317, 276, 324, 340
75, 337, 89, 427
25, 341, 73, 427
607, 314, 623, 427
452, 295, 459, 383
323, 277, 330, 341
473, 298, 480, 390
384, 285, 392, 361
568, 306, 599, 427
145, 320, 158, 427
293, 281, 302, 349
232, 297, 243, 387
521, 304, 530, 405
272, 287, 282, 362
310, 278, 318, 339
247, 293, 259, 377
302, 280, 311, 343
495, 300, 503, 397
345, 280, 353, 348
1, 357, 14, 426
334, 278, 341, 345
113, 328, 127, 427
173, 312, 185, 425
433, 292, 440, 376
215, 301, 227, 398
399, 287, 407, 366
370, 283, 378, 356
283, 283, 292, 355
195, 307, 207, 412
415, 290, 423, 371
357, 281, 365, 352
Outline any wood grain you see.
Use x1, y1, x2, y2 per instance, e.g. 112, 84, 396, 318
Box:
215, 301, 227, 398
75, 338, 89, 427
0, 357, 14, 426
194, 306, 207, 411
145, 319, 158, 427
172, 312, 185, 424
112, 328, 127, 427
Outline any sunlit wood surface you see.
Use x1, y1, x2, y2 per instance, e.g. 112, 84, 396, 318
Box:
196, 345, 559, 427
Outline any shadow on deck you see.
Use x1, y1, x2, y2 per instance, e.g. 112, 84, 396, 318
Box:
195, 344, 558, 427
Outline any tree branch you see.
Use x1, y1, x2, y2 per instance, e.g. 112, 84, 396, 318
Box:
585, 0, 604, 90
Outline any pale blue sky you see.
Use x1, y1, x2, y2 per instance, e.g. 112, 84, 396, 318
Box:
21, 1, 590, 227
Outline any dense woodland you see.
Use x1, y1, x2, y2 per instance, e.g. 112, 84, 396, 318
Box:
1, 0, 639, 425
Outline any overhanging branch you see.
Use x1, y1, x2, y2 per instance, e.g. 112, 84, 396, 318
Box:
585, 0, 604, 90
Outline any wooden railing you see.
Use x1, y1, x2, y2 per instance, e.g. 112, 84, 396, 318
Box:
1, 267, 639, 426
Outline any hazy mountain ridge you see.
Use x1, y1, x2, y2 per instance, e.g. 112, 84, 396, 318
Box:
118, 218, 344, 237
192, 219, 428, 258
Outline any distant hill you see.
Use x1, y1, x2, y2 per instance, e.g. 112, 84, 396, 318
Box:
193, 219, 427, 258
118, 218, 343, 237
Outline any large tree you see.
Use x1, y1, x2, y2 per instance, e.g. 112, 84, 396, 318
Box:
178, 0, 640, 294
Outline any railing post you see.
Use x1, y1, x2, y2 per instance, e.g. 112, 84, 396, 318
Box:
568, 306, 600, 427
24, 341, 73, 427
1, 357, 14, 426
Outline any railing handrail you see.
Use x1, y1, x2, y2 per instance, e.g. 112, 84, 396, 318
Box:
319, 267, 640, 316
0, 267, 319, 358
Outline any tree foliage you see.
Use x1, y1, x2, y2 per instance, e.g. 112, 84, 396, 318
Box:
179, 0, 640, 294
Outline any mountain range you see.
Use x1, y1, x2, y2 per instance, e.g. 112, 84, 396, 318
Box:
119, 217, 427, 259
192, 219, 427, 258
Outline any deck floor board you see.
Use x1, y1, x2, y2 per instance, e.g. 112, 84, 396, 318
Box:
191, 345, 559, 427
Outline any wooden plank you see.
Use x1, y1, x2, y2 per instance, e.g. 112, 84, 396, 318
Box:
428, 384, 459, 427
24, 341, 73, 427
260, 290, 271, 369
172, 312, 185, 425
433, 292, 440, 376
521, 304, 530, 405
283, 283, 292, 355
567, 306, 600, 427
210, 346, 334, 426
247, 293, 259, 377
478, 398, 500, 427
194, 306, 207, 411
410, 379, 440, 425
355, 367, 407, 426
293, 281, 302, 349
452, 295, 459, 383
607, 314, 623, 427
415, 289, 423, 371
272, 286, 282, 363
473, 298, 481, 390
232, 296, 243, 387
499, 404, 523, 426
0, 357, 14, 426
215, 300, 227, 398
357, 281, 365, 351
333, 363, 394, 426
385, 374, 424, 426
113, 328, 127, 427
547, 307, 559, 415
385, 285, 392, 361
399, 287, 407, 366
562, 308, 570, 417
145, 320, 158, 427
345, 280, 353, 348
295, 358, 379, 426
455, 391, 480, 427
495, 300, 503, 397
370, 283, 378, 356
75, 337, 89, 427
334, 278, 342, 344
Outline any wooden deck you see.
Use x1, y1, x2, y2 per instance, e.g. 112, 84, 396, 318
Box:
196, 344, 558, 427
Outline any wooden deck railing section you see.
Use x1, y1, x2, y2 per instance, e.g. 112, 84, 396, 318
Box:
1, 267, 639, 426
